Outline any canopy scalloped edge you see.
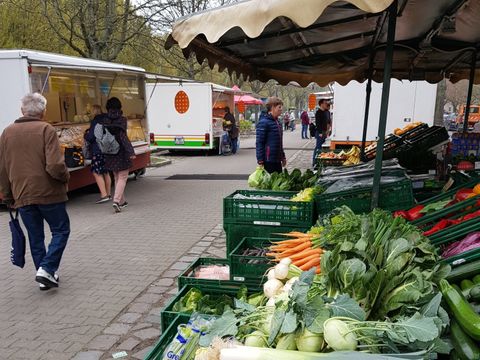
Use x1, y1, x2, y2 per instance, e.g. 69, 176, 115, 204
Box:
168, 0, 394, 49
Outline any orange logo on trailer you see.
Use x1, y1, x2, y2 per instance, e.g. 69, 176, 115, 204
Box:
308, 94, 316, 110
174, 90, 189, 114
237, 101, 245, 113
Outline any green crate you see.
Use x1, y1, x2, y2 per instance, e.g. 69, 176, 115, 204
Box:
223, 190, 315, 227
144, 314, 190, 360
160, 283, 262, 331
177, 257, 263, 289
224, 223, 310, 256
412, 195, 480, 228
229, 237, 282, 282
430, 217, 480, 245
314, 178, 414, 214
446, 259, 480, 283
418, 177, 480, 205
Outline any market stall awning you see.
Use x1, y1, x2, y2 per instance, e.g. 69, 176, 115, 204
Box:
165, 0, 480, 86
232, 86, 263, 105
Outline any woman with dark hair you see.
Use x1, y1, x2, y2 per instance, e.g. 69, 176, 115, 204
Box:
255, 97, 286, 174
102, 97, 135, 213
85, 105, 112, 204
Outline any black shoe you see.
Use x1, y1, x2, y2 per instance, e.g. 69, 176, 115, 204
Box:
113, 202, 121, 213
39, 273, 59, 291
36, 267, 59, 288
119, 202, 128, 209
95, 196, 110, 204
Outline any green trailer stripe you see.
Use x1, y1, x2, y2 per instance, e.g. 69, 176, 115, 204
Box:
153, 140, 207, 147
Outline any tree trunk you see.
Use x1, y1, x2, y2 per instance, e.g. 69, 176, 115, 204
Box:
434, 79, 446, 127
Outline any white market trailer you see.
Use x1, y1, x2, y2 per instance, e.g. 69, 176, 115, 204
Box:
146, 82, 236, 150
330, 80, 437, 148
0, 49, 157, 191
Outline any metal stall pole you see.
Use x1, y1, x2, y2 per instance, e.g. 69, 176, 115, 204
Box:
463, 51, 477, 133
371, 1, 398, 209
361, 57, 375, 160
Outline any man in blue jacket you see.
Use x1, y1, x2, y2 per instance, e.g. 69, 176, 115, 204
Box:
256, 97, 286, 174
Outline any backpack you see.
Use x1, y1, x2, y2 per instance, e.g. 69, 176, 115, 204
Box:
309, 122, 317, 137
94, 123, 120, 155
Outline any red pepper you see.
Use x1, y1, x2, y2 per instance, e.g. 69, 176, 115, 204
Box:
455, 188, 475, 202
407, 205, 425, 221
423, 219, 453, 237
461, 210, 480, 222
393, 210, 410, 220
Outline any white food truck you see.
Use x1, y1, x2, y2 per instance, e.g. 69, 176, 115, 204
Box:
146, 82, 236, 151
0, 49, 167, 191
329, 80, 437, 149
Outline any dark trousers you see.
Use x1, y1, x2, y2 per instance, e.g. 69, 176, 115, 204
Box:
301, 124, 309, 138
231, 137, 238, 154
18, 202, 70, 275
264, 162, 282, 174
312, 131, 326, 166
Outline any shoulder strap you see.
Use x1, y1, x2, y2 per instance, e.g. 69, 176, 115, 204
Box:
9, 209, 18, 221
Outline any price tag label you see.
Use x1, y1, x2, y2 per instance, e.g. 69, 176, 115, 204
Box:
475, 161, 480, 170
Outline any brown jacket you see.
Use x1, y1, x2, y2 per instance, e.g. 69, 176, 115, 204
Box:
0, 116, 70, 208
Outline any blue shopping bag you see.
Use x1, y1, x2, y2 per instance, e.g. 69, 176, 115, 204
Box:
9, 209, 25, 268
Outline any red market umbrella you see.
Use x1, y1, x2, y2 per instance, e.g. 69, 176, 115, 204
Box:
232, 85, 263, 105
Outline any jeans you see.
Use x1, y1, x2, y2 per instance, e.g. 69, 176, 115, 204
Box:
231, 137, 238, 154
312, 131, 326, 166
18, 202, 70, 275
301, 124, 309, 139
113, 169, 129, 204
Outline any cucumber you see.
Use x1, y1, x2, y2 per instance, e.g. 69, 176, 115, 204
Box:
440, 279, 480, 341
461, 279, 475, 291
470, 285, 480, 302
473, 274, 480, 284
450, 319, 480, 360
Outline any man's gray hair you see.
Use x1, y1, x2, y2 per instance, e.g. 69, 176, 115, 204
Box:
21, 93, 47, 117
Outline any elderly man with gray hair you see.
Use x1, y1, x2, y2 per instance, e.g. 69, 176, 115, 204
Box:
0, 93, 70, 291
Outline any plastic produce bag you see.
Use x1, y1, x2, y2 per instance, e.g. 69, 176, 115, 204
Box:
248, 166, 270, 189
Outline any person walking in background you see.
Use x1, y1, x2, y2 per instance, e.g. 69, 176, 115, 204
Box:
85, 104, 112, 204
312, 99, 332, 166
301, 110, 310, 139
100, 97, 135, 213
224, 107, 239, 154
256, 97, 287, 174
0, 93, 70, 290
283, 112, 290, 131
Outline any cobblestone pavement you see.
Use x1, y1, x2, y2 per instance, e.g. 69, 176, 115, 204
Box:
0, 128, 316, 360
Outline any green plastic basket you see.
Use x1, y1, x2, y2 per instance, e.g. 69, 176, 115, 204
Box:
314, 178, 414, 214
160, 283, 262, 331
144, 314, 190, 360
229, 237, 283, 282
446, 259, 480, 283
177, 257, 263, 289
224, 223, 310, 257
430, 217, 480, 245
418, 177, 480, 205
223, 190, 315, 227
412, 195, 480, 228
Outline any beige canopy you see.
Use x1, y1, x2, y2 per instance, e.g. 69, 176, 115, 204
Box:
166, 0, 480, 86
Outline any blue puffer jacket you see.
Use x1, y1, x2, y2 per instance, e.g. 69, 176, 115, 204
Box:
256, 112, 285, 164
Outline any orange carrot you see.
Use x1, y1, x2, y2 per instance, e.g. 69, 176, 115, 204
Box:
275, 242, 312, 257
299, 258, 321, 271
293, 253, 320, 267
272, 232, 312, 237
315, 267, 321, 274
289, 248, 321, 261
270, 239, 309, 248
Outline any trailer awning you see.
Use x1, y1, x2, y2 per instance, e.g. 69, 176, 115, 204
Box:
166, 0, 480, 86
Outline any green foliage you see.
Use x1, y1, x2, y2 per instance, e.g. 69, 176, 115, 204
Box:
239, 119, 253, 132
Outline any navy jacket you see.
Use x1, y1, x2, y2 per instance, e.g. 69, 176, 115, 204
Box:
256, 112, 285, 164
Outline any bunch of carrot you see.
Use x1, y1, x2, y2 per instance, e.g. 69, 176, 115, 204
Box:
266, 231, 323, 274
